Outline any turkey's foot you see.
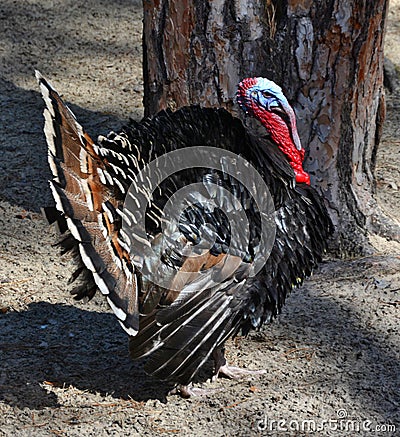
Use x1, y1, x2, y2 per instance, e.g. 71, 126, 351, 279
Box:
212, 347, 266, 382
168, 383, 222, 398
213, 364, 267, 381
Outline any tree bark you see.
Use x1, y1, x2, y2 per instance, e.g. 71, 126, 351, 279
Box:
142, 0, 397, 254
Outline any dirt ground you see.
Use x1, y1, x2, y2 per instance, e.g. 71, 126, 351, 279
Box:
0, 1, 399, 436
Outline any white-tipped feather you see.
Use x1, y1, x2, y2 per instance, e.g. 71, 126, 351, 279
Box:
119, 152, 130, 167
123, 228, 151, 248
113, 177, 126, 194
127, 191, 141, 209
117, 209, 131, 227
78, 244, 97, 272
80, 179, 94, 211
97, 168, 107, 185
43, 109, 56, 155
79, 148, 89, 174
107, 296, 127, 321
101, 202, 114, 224
146, 209, 161, 228
119, 320, 138, 336
122, 207, 138, 225
128, 177, 139, 196
103, 169, 114, 185
47, 153, 60, 183
49, 181, 65, 213
66, 217, 83, 242
117, 235, 132, 253
109, 162, 124, 177
98, 213, 109, 239
92, 143, 100, 156
37, 78, 56, 117
92, 271, 110, 295
137, 185, 153, 205
128, 153, 139, 169
106, 239, 123, 270
122, 259, 134, 284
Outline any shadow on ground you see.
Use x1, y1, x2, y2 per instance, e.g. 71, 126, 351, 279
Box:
0, 301, 171, 409
0, 263, 398, 422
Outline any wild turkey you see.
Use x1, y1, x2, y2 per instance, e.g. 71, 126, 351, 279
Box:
37, 71, 332, 396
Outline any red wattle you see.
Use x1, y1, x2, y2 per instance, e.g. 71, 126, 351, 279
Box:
250, 101, 311, 186
294, 168, 310, 185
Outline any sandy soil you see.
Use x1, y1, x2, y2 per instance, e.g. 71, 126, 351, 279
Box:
0, 1, 399, 436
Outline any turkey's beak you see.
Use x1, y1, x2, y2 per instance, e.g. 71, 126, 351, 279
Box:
278, 101, 303, 151
270, 104, 303, 152
291, 127, 302, 151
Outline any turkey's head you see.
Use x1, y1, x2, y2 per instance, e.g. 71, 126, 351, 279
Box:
237, 77, 310, 185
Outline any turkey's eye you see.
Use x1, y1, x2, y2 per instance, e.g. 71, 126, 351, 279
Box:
262, 91, 273, 99
251, 91, 258, 98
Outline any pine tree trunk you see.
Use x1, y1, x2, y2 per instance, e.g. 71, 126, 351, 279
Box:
142, 0, 397, 254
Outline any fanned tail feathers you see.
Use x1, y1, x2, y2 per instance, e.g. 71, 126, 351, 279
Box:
36, 71, 139, 335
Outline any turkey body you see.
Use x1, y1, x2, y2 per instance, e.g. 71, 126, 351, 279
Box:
37, 72, 332, 391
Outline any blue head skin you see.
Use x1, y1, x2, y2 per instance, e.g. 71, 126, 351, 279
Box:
237, 77, 302, 152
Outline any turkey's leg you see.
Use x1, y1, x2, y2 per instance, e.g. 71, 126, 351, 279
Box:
168, 383, 222, 398
212, 347, 266, 382
168, 347, 266, 397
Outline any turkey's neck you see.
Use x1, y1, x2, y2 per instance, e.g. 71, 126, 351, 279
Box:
253, 106, 310, 185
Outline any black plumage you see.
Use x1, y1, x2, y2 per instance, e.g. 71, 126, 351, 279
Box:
37, 72, 332, 393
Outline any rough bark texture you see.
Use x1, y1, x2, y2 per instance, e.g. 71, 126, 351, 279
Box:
142, 0, 393, 254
